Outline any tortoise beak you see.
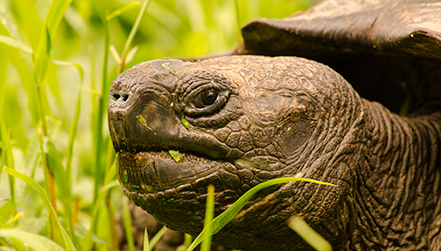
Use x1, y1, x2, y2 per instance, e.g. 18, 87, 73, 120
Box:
108, 74, 241, 160
108, 81, 181, 153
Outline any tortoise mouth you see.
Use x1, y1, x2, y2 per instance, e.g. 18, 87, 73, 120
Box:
116, 150, 224, 194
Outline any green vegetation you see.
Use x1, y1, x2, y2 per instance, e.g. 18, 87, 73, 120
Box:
0, 0, 315, 250
168, 150, 181, 162
187, 177, 334, 251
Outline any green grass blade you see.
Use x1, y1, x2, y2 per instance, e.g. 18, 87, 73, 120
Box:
83, 179, 119, 250
181, 118, 190, 130
0, 34, 33, 54
1, 166, 77, 251
0, 50, 37, 122
33, 0, 73, 83
91, 11, 111, 201
119, 0, 151, 72
4, 211, 24, 228
10, 237, 27, 251
0, 93, 16, 212
106, 1, 141, 65
168, 150, 181, 162
0, 229, 64, 251
201, 185, 215, 251
43, 138, 69, 201
122, 198, 135, 251
0, 5, 38, 124
125, 45, 139, 65
288, 216, 332, 251
29, 1, 74, 239
50, 58, 84, 186
143, 228, 149, 251
234, 0, 242, 43
47, 48, 84, 250
183, 234, 192, 249
149, 226, 167, 251
50, 59, 84, 82
0, 4, 33, 69
110, 45, 122, 64
106, 2, 140, 21
187, 177, 335, 251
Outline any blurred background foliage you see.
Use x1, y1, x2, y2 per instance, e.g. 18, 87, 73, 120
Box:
0, 0, 313, 250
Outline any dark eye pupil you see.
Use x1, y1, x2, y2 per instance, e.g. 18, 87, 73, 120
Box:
201, 89, 218, 105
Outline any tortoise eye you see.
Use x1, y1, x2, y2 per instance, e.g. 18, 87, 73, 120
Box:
184, 86, 229, 117
194, 89, 218, 108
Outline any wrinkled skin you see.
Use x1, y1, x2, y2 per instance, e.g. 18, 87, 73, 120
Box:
108, 55, 441, 250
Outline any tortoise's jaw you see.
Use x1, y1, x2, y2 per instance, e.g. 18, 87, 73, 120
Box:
116, 150, 222, 194
116, 149, 244, 237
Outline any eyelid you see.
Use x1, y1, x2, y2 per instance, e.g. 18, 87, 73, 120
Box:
183, 90, 229, 116
182, 83, 222, 104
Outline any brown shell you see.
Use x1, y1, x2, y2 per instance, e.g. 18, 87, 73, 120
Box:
241, 0, 441, 58
237, 0, 441, 114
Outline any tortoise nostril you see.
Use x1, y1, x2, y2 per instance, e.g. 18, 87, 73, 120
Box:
113, 94, 121, 101
112, 93, 129, 102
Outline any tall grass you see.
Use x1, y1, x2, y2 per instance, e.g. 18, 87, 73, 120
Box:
0, 0, 313, 250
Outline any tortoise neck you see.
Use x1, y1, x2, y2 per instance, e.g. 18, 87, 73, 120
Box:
353, 101, 441, 249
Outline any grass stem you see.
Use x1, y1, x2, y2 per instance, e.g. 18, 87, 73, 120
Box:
118, 0, 152, 74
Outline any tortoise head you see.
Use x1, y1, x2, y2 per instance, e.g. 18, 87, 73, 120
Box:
108, 55, 358, 249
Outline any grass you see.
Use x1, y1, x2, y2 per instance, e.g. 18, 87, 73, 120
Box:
0, 0, 320, 250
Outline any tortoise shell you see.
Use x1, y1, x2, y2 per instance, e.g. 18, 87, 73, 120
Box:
237, 0, 441, 114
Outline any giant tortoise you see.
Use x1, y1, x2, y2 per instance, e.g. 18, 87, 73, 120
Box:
108, 0, 441, 250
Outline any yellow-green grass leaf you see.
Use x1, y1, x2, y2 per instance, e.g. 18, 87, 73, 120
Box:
122, 198, 135, 251
110, 45, 122, 64
143, 228, 149, 251
288, 216, 332, 251
125, 45, 139, 65
120, 0, 152, 68
0, 34, 32, 54
106, 2, 140, 21
161, 62, 178, 76
184, 234, 192, 249
136, 114, 147, 124
10, 237, 26, 251
51, 58, 84, 82
5, 211, 24, 227
0, 9, 38, 124
0, 4, 32, 68
1, 166, 77, 251
0, 198, 13, 227
43, 137, 69, 200
33, 0, 73, 83
83, 177, 120, 250
201, 185, 215, 251
168, 150, 181, 162
100, 180, 120, 193
181, 118, 190, 130
0, 229, 64, 251
234, 0, 242, 43
50, 59, 84, 187
149, 226, 167, 251
187, 177, 335, 251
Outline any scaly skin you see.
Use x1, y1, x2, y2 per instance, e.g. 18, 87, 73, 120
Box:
108, 55, 441, 250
